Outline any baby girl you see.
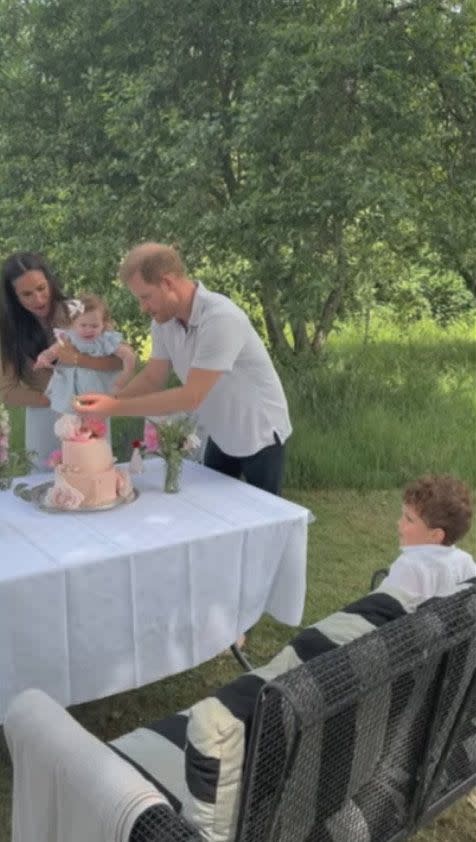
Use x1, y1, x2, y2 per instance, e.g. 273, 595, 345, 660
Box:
34, 293, 136, 414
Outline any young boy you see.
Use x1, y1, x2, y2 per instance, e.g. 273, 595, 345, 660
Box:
381, 474, 476, 600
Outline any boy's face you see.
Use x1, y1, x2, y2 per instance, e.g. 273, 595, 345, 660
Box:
398, 504, 444, 547
74, 310, 104, 340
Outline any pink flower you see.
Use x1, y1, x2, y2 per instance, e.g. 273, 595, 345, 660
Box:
70, 430, 92, 442
143, 421, 159, 452
83, 417, 107, 438
45, 449, 62, 468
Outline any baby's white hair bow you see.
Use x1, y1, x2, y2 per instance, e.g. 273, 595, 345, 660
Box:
67, 299, 85, 319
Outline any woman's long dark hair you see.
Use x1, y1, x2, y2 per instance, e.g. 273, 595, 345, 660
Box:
0, 252, 66, 380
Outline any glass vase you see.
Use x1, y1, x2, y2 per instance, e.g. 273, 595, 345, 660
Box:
164, 454, 183, 493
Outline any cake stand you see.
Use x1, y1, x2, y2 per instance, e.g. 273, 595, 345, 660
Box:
13, 481, 139, 513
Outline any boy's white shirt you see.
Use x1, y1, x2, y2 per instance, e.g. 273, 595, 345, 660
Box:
382, 544, 476, 601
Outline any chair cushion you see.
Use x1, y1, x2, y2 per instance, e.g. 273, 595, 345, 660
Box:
183, 585, 418, 842
110, 712, 188, 814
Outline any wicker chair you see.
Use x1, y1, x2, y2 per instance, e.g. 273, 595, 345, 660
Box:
236, 585, 476, 842
129, 807, 202, 842
5, 584, 476, 842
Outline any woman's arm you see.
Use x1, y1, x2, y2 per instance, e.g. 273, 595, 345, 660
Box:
2, 384, 50, 408
0, 364, 50, 408
54, 339, 122, 372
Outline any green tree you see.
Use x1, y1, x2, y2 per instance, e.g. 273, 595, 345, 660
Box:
0, 0, 474, 351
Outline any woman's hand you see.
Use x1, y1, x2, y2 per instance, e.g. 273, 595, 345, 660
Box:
55, 338, 79, 366
74, 393, 119, 417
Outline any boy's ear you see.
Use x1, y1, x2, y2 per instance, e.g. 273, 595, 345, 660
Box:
433, 526, 446, 545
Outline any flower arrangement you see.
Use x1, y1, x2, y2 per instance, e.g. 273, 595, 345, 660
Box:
0, 401, 35, 489
137, 415, 201, 492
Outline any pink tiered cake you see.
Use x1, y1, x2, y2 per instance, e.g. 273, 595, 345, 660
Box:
45, 415, 132, 510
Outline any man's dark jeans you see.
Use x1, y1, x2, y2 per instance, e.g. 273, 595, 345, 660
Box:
203, 433, 285, 496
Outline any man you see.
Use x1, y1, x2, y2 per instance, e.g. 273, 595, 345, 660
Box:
77, 242, 292, 494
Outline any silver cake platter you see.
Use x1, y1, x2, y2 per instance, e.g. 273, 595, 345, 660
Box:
13, 481, 139, 513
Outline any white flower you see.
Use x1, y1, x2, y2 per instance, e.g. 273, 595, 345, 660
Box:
54, 413, 82, 441
0, 403, 10, 434
0, 402, 10, 466
183, 433, 201, 452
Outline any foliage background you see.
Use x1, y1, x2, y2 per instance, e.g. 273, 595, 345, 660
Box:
0, 0, 475, 352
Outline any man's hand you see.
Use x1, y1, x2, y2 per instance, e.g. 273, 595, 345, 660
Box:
74, 393, 119, 417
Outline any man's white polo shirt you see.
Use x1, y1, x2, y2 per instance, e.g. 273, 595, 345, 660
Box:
151, 283, 292, 457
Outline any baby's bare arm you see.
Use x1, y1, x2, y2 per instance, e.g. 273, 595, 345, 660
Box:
111, 343, 137, 391
34, 342, 62, 369
114, 343, 136, 374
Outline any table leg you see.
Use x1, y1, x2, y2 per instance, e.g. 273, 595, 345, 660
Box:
229, 643, 254, 672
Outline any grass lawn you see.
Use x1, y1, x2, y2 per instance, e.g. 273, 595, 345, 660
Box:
1, 485, 475, 840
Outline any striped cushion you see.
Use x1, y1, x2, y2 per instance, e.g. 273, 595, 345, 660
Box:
110, 712, 188, 814
183, 585, 419, 842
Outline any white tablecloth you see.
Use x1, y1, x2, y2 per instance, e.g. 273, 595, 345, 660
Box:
0, 459, 309, 721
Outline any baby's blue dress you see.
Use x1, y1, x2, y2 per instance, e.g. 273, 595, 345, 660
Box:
46, 330, 123, 413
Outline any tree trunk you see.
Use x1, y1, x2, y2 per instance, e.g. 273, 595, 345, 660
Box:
291, 319, 309, 354
312, 279, 348, 353
311, 220, 349, 353
260, 281, 287, 352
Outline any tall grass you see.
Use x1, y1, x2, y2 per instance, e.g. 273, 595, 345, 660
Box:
283, 316, 476, 489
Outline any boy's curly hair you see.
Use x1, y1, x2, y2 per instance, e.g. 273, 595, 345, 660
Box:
404, 474, 473, 546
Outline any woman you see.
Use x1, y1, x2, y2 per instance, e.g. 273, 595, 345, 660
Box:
0, 251, 121, 468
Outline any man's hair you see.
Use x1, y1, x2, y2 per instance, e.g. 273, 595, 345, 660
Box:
119, 243, 185, 285
403, 474, 473, 546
